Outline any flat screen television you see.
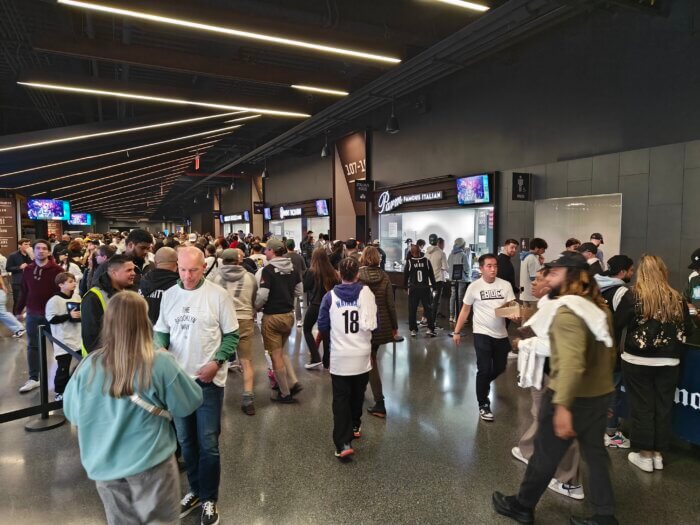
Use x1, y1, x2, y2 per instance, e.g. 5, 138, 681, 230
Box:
243, 210, 250, 222
263, 207, 272, 220
27, 199, 70, 220
456, 174, 491, 205
68, 212, 92, 226
315, 199, 329, 217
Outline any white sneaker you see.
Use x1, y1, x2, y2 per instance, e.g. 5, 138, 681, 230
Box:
304, 362, 323, 370
227, 361, 242, 372
547, 479, 585, 500
12, 329, 26, 338
628, 451, 654, 472
54, 393, 63, 402
296, 320, 303, 327
511, 446, 529, 465
18, 379, 40, 393
507, 351, 518, 359
653, 455, 664, 470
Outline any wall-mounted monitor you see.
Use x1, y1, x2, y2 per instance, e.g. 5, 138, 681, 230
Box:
27, 199, 70, 220
456, 174, 491, 205
315, 199, 329, 217
263, 207, 272, 220
243, 210, 250, 222
68, 212, 92, 226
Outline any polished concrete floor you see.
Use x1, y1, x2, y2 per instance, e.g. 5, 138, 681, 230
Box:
1, 296, 700, 524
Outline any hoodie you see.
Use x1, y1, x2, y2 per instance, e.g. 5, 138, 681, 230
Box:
425, 245, 448, 282
81, 271, 120, 354
594, 273, 635, 350
19, 259, 62, 316
139, 268, 179, 324
318, 281, 377, 376
447, 248, 471, 282
212, 264, 258, 320
255, 257, 302, 313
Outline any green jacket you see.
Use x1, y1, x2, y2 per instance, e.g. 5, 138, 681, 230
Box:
548, 304, 616, 408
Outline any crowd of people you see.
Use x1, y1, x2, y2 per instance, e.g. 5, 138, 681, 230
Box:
3, 226, 699, 525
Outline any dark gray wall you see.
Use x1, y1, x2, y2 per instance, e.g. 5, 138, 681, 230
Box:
499, 138, 700, 289
220, 179, 251, 213
370, 2, 700, 187
266, 154, 333, 205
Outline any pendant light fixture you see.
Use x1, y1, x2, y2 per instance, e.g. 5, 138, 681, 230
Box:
386, 100, 399, 134
321, 132, 330, 158
261, 159, 268, 179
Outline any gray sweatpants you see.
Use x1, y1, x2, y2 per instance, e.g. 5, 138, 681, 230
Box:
95, 455, 180, 525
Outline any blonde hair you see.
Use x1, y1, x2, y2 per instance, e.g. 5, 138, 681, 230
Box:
634, 255, 684, 323
91, 291, 155, 397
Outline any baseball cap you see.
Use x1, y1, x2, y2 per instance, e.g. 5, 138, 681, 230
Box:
606, 255, 633, 275
545, 252, 588, 270
577, 242, 598, 255
221, 248, 239, 262
689, 248, 700, 270
590, 233, 604, 244
265, 238, 285, 252
429, 234, 438, 245
372, 239, 380, 246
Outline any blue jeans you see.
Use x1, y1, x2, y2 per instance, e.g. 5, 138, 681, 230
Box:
25, 313, 47, 381
174, 381, 224, 502
0, 290, 24, 334
606, 371, 629, 432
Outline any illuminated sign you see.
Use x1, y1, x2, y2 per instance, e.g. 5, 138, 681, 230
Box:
280, 206, 302, 218
376, 190, 443, 214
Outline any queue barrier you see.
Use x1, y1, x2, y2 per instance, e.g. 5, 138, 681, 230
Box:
0, 325, 82, 432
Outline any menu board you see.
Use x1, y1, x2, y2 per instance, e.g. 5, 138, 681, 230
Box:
0, 199, 17, 257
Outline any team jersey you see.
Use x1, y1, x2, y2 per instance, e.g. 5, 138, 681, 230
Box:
404, 256, 436, 289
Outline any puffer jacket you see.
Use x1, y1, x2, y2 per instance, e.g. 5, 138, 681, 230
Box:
359, 266, 398, 346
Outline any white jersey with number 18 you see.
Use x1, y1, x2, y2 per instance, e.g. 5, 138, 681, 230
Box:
329, 287, 374, 376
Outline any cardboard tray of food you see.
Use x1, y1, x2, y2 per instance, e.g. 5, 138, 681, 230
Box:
495, 301, 536, 322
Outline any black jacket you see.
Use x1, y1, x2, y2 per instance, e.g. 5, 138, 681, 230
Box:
588, 260, 604, 277
81, 273, 119, 354
6, 250, 32, 285
138, 268, 179, 324
496, 253, 517, 295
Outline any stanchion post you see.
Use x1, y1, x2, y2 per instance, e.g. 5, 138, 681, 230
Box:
25, 325, 66, 432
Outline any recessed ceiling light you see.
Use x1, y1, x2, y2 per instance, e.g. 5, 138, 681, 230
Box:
18, 81, 311, 118
14, 141, 218, 189
432, 0, 489, 11
57, 0, 401, 64
0, 124, 240, 178
0, 111, 242, 154
291, 85, 349, 97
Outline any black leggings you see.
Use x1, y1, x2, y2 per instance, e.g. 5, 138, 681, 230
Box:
303, 302, 329, 364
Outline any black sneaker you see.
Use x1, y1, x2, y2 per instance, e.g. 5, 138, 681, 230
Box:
492, 492, 534, 525
367, 403, 387, 418
479, 405, 494, 422
241, 403, 256, 416
353, 425, 362, 438
179, 492, 201, 518
201, 500, 220, 525
271, 392, 298, 404
290, 382, 304, 395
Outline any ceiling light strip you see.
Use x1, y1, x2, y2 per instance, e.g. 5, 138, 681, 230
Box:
57, 0, 401, 64
59, 167, 186, 199
71, 175, 180, 208
291, 85, 349, 96
15, 140, 217, 189
0, 124, 240, 179
51, 159, 193, 194
0, 111, 242, 154
223, 115, 262, 124
19, 81, 311, 118
433, 0, 490, 12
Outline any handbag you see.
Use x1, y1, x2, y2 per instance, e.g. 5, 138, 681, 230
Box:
129, 394, 172, 421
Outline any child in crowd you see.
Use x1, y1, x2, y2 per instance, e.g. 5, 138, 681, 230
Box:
318, 257, 377, 462
45, 272, 81, 401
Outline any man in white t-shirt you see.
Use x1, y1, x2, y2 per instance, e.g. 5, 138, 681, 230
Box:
154, 246, 239, 525
520, 238, 548, 307
454, 253, 516, 422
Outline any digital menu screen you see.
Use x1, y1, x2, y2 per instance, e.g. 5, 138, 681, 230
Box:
263, 207, 272, 220
456, 174, 491, 205
315, 199, 329, 217
68, 212, 92, 226
27, 199, 71, 220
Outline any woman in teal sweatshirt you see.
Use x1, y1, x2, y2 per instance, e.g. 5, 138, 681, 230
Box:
64, 291, 202, 525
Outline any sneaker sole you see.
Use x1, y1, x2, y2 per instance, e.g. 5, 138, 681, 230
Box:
547, 482, 584, 500
368, 410, 386, 418
335, 449, 354, 459
479, 414, 494, 422
511, 448, 529, 465
179, 502, 201, 518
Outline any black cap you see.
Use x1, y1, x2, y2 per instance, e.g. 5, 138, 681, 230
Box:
689, 248, 700, 270
607, 255, 634, 275
590, 233, 604, 244
429, 233, 438, 245
545, 252, 588, 270
577, 242, 598, 255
